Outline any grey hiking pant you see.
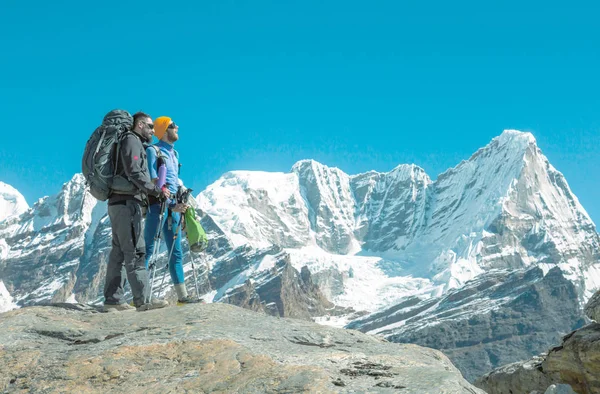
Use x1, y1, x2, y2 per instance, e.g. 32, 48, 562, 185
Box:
104, 200, 149, 307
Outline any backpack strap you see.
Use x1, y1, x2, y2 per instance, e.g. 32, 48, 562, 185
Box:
173, 149, 181, 175
114, 130, 135, 177
152, 146, 181, 176
151, 145, 169, 169
107, 130, 133, 198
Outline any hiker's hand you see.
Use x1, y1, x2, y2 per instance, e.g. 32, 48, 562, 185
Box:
160, 187, 171, 200
172, 203, 189, 213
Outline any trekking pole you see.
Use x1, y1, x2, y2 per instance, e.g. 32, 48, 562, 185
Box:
148, 165, 168, 303
187, 241, 202, 299
148, 200, 167, 303
159, 214, 183, 297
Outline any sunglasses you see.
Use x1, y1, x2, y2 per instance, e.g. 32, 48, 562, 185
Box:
168, 123, 178, 129
146, 123, 154, 129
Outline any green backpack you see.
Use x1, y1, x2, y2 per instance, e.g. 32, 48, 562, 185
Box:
184, 207, 208, 253
178, 187, 208, 253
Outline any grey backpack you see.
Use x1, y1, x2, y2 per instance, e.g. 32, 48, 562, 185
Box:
81, 110, 133, 201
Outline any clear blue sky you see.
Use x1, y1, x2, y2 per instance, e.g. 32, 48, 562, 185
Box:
1, 1, 599, 224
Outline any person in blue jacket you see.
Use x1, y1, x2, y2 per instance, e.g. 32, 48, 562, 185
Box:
144, 116, 201, 304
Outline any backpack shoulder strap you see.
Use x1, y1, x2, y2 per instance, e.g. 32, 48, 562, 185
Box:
150, 145, 168, 170
173, 149, 182, 175
113, 130, 140, 179
114, 130, 134, 176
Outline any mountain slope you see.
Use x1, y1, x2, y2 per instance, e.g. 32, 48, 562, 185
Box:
346, 266, 585, 381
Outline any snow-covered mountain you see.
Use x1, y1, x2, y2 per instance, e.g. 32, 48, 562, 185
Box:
1, 129, 599, 380
0, 174, 104, 309
199, 130, 600, 307
0, 182, 28, 223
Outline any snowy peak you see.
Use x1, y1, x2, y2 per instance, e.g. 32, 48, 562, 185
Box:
292, 160, 359, 254
197, 170, 311, 249
0, 182, 29, 222
466, 129, 535, 162
351, 163, 431, 252
419, 129, 600, 298
16, 173, 99, 235
424, 130, 536, 250
494, 129, 536, 146
486, 134, 600, 299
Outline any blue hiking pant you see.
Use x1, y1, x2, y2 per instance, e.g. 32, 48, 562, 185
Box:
144, 203, 185, 285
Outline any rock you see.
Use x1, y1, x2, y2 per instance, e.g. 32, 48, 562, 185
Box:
541, 324, 600, 393
218, 250, 335, 320
476, 323, 600, 394
584, 289, 600, 322
544, 384, 578, 394
0, 303, 483, 393
474, 354, 556, 394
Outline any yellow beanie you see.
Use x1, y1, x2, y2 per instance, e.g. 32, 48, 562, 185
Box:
154, 116, 172, 140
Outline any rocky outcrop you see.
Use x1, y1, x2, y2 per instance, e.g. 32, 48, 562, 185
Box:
476, 323, 600, 394
476, 290, 600, 394
0, 303, 483, 393
220, 256, 335, 319
584, 289, 600, 322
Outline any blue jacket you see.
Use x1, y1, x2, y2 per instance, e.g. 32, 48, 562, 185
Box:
146, 141, 180, 206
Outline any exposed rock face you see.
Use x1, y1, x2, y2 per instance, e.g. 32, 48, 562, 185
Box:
476, 323, 600, 394
293, 160, 359, 254
584, 289, 600, 322
220, 253, 335, 319
0, 303, 483, 393
541, 327, 600, 394
541, 385, 578, 394
348, 267, 585, 382
476, 291, 600, 394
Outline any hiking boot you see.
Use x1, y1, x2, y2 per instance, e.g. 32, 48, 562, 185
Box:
177, 296, 205, 305
103, 303, 135, 313
136, 298, 169, 312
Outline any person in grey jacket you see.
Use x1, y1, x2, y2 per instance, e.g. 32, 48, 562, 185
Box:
103, 111, 171, 312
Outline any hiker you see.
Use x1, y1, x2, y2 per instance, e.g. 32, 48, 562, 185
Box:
103, 112, 171, 312
144, 116, 202, 304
